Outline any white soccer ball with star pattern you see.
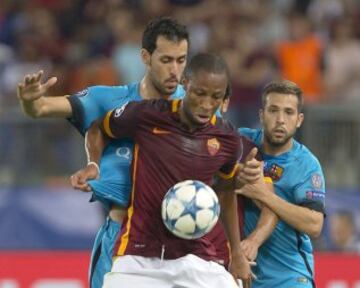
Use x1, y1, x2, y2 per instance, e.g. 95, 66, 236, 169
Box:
161, 180, 220, 240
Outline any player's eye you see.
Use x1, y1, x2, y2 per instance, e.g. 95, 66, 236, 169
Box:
212, 93, 223, 100
177, 57, 186, 64
268, 108, 278, 113
161, 57, 172, 63
285, 109, 295, 115
195, 90, 206, 96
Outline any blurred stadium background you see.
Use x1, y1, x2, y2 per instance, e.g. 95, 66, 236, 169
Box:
1, 0, 360, 287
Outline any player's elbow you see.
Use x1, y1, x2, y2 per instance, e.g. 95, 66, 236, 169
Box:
307, 215, 324, 238
307, 225, 322, 238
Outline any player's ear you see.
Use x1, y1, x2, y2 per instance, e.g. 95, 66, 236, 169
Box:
221, 98, 230, 114
141, 49, 151, 66
182, 77, 189, 90
259, 109, 264, 124
296, 112, 304, 128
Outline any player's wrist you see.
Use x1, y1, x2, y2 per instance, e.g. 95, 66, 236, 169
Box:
246, 233, 262, 248
87, 161, 100, 174
230, 244, 244, 258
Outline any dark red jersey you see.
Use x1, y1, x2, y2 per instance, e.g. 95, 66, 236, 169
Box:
206, 135, 262, 267
102, 99, 242, 262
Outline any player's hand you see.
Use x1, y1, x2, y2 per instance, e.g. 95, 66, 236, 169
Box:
237, 147, 263, 185
17, 70, 57, 102
241, 238, 259, 262
235, 173, 266, 200
70, 163, 99, 192
229, 250, 254, 284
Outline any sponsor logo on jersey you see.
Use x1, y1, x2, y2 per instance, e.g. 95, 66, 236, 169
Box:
152, 127, 171, 135
264, 163, 284, 181
116, 147, 132, 159
306, 190, 325, 201
75, 89, 88, 97
207, 138, 220, 156
114, 102, 129, 118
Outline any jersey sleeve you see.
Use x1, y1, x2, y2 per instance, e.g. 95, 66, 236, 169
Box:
67, 86, 129, 135
294, 161, 326, 214
101, 101, 139, 139
238, 135, 262, 163
218, 135, 242, 180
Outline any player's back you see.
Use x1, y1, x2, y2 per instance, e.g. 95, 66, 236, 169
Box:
239, 128, 325, 288
106, 99, 242, 261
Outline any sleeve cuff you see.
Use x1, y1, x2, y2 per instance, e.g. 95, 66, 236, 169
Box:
66, 95, 85, 135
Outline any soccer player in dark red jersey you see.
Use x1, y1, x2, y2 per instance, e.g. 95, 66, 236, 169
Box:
73, 53, 252, 288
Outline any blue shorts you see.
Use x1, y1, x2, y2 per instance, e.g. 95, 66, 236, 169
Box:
89, 217, 121, 288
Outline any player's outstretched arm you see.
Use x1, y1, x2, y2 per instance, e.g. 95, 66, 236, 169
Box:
241, 182, 278, 261
236, 183, 324, 238
17, 70, 72, 118
70, 119, 109, 192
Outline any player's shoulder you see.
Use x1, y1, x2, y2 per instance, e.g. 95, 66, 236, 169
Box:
238, 127, 262, 145
213, 117, 237, 133
212, 118, 242, 147
131, 98, 174, 113
85, 83, 139, 101
292, 140, 322, 169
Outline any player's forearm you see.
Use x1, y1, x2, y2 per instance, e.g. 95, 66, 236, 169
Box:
218, 191, 242, 251
85, 120, 109, 165
20, 96, 72, 118
259, 193, 323, 238
246, 206, 278, 247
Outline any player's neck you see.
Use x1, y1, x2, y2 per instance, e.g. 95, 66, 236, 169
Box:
262, 138, 293, 156
140, 76, 168, 100
178, 103, 200, 132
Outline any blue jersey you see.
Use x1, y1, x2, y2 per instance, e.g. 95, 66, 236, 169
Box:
68, 83, 185, 209
239, 128, 325, 288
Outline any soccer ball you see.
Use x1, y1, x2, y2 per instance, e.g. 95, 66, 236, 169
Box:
161, 180, 220, 240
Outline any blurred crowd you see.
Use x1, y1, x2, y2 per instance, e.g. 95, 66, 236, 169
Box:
1, 0, 360, 125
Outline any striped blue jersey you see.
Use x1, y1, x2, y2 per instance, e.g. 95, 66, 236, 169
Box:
239, 128, 325, 288
68, 83, 185, 209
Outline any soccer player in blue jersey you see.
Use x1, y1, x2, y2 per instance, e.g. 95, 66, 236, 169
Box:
236, 80, 325, 288
17, 17, 189, 288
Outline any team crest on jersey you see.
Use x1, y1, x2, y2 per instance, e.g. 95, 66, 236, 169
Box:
114, 102, 129, 117
264, 163, 284, 181
207, 138, 220, 156
311, 173, 323, 189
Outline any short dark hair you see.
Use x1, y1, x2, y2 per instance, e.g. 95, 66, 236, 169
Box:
184, 53, 230, 81
142, 17, 189, 54
184, 53, 231, 100
261, 80, 303, 112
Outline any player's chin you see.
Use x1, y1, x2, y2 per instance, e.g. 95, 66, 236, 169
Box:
270, 136, 287, 146
164, 83, 178, 94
